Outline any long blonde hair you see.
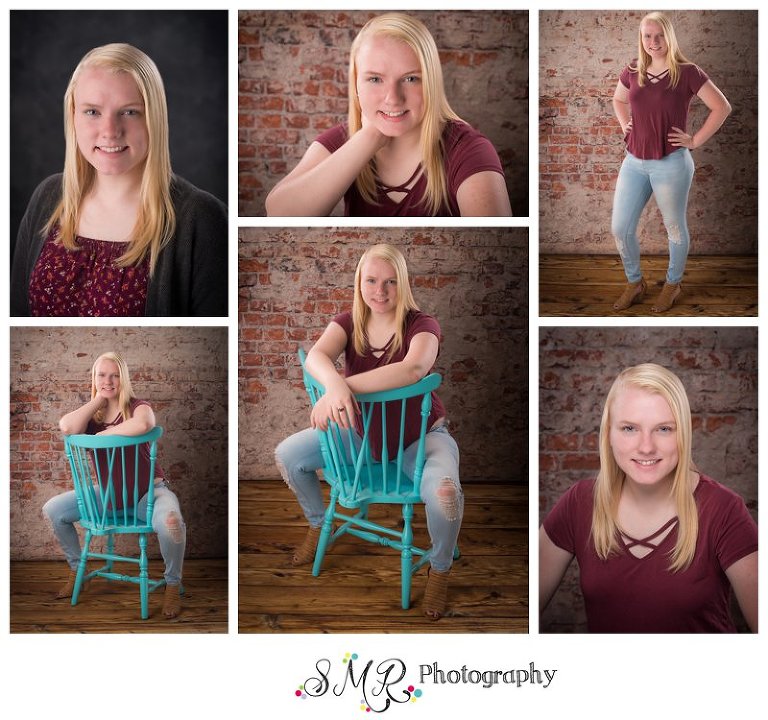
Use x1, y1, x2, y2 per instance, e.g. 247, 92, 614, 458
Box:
44, 43, 175, 274
592, 363, 698, 571
352, 244, 419, 360
633, 11, 690, 88
90, 352, 137, 424
348, 13, 463, 215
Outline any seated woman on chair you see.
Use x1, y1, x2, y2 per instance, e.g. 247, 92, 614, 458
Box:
275, 243, 462, 619
265, 13, 512, 217
44, 351, 186, 618
539, 363, 757, 633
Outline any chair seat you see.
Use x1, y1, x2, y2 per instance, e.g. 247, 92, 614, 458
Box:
333, 463, 421, 507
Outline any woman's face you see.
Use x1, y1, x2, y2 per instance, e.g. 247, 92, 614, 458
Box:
94, 359, 121, 400
360, 257, 399, 315
355, 35, 425, 141
609, 386, 679, 488
73, 67, 149, 182
641, 20, 668, 61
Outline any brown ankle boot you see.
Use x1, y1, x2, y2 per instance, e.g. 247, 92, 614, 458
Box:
162, 584, 182, 619
652, 282, 682, 313
613, 278, 647, 311
423, 568, 451, 621
292, 526, 322, 566
56, 568, 88, 599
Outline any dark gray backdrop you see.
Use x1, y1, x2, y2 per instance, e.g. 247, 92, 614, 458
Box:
10, 10, 228, 260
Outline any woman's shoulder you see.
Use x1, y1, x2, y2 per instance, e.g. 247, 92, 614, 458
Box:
26, 174, 63, 210
129, 398, 152, 411
442, 120, 491, 148
170, 175, 228, 219
314, 123, 348, 153
331, 310, 353, 333
405, 310, 441, 337
695, 474, 747, 507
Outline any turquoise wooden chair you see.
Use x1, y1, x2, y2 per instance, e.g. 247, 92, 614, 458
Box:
299, 349, 456, 609
63, 427, 165, 620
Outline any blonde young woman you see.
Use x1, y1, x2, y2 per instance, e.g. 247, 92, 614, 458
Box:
611, 12, 731, 313
11, 43, 227, 317
266, 13, 512, 217
44, 352, 185, 619
275, 244, 463, 620
539, 364, 757, 632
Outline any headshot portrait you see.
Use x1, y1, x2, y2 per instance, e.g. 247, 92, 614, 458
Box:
9, 327, 228, 631
10, 10, 228, 317
239, 10, 528, 217
239, 228, 528, 632
539, 327, 757, 633
539, 11, 757, 316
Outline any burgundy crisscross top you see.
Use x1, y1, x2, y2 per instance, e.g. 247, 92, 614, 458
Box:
619, 61, 709, 159
314, 120, 504, 216
543, 476, 758, 632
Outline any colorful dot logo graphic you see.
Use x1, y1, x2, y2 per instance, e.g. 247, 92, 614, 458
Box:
295, 685, 307, 699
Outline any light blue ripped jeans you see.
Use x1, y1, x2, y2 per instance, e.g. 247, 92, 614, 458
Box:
611, 148, 695, 284
275, 425, 463, 572
42, 481, 186, 585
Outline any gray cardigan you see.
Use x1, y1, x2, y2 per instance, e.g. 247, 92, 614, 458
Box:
10, 174, 228, 317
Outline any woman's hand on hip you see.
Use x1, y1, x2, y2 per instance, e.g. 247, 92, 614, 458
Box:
668, 126, 695, 149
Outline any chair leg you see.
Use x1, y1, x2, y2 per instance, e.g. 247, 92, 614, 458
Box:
71, 531, 92, 607
139, 534, 149, 620
105, 533, 115, 575
400, 504, 414, 610
312, 489, 338, 577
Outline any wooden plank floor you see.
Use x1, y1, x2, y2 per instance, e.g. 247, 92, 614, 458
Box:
539, 254, 757, 316
10, 558, 227, 633
239, 479, 528, 633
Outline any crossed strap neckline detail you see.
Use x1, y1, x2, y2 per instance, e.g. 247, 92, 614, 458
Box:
646, 68, 670, 84
620, 516, 679, 557
375, 165, 423, 199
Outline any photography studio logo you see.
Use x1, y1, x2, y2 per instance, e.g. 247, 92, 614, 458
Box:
295, 652, 424, 713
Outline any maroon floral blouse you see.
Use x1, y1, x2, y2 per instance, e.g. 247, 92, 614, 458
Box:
28, 227, 149, 316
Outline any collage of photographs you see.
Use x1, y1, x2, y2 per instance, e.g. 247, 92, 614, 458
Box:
3, 3, 763, 717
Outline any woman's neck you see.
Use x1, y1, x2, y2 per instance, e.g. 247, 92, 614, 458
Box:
647, 56, 670, 73
104, 398, 122, 423
90, 170, 143, 204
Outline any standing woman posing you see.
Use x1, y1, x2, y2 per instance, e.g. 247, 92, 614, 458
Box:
11, 43, 227, 317
266, 13, 511, 217
44, 352, 186, 618
275, 244, 463, 619
611, 12, 731, 313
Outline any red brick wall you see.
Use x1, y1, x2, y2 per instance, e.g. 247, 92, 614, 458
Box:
10, 327, 228, 561
539, 326, 758, 632
239, 227, 528, 484
540, 10, 757, 255
239, 10, 528, 216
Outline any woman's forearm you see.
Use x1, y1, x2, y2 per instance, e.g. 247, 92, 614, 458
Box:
691, 104, 731, 149
97, 415, 154, 437
345, 359, 427, 395
265, 128, 385, 216
59, 396, 105, 435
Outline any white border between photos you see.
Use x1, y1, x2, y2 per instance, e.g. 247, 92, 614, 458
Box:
2, 0, 765, 717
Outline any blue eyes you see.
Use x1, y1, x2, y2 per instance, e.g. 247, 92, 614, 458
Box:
83, 109, 141, 117
620, 424, 674, 433
366, 278, 396, 285
365, 76, 420, 84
